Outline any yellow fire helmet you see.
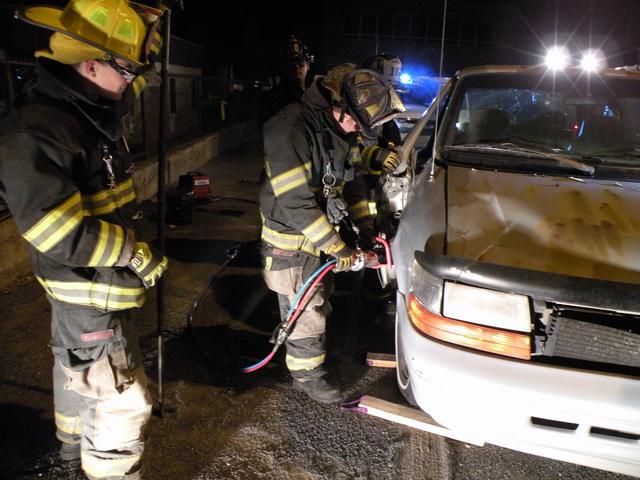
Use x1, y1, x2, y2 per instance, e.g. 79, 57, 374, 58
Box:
323, 63, 406, 129
15, 0, 158, 67
321, 63, 358, 105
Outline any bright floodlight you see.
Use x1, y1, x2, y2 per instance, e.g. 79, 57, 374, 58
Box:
545, 47, 569, 71
581, 50, 602, 72
400, 73, 413, 85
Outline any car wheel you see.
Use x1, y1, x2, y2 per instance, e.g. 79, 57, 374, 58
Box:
395, 307, 418, 406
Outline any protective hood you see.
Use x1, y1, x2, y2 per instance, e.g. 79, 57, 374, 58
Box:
301, 76, 332, 110
446, 166, 640, 284
28, 58, 123, 141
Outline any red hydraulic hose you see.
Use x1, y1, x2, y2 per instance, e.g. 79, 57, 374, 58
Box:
241, 262, 336, 373
374, 235, 393, 268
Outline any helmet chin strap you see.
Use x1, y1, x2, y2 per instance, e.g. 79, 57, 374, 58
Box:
338, 104, 347, 123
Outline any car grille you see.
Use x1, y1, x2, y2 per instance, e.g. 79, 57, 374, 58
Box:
540, 306, 640, 374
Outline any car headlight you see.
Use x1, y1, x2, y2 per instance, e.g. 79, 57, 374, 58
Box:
408, 265, 531, 360
443, 282, 531, 333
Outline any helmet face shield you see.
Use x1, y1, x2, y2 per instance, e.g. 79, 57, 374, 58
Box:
343, 69, 406, 129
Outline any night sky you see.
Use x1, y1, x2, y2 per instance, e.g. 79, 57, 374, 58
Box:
1, 0, 639, 77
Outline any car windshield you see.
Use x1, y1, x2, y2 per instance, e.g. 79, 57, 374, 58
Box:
443, 72, 640, 162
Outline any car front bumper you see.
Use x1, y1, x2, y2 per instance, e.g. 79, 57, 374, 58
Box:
397, 292, 640, 477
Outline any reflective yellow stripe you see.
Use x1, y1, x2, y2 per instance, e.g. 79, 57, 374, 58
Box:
348, 145, 362, 165
261, 225, 320, 256
286, 353, 325, 371
88, 222, 125, 267
55, 412, 82, 435
368, 201, 378, 216
302, 215, 333, 243
348, 200, 372, 220
36, 277, 145, 311
82, 179, 136, 216
264, 158, 271, 178
88, 221, 109, 266
82, 452, 141, 479
270, 162, 311, 197
361, 145, 378, 169
83, 179, 133, 202
24, 192, 85, 253
104, 224, 124, 266
132, 75, 147, 98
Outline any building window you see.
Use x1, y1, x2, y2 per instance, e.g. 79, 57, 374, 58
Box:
411, 17, 426, 41
379, 15, 392, 40
341, 12, 490, 47
394, 16, 410, 40
362, 14, 377, 38
477, 22, 492, 45
345, 13, 360, 39
445, 19, 460, 43
459, 20, 476, 45
428, 17, 443, 42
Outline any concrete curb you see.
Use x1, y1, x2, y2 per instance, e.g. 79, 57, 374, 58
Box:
0, 121, 257, 287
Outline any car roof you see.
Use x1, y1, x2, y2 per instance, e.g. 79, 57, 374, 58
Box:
455, 64, 640, 80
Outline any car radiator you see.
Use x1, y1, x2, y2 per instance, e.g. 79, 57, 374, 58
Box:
541, 306, 640, 373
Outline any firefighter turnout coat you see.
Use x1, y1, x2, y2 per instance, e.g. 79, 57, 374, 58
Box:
0, 59, 150, 368
259, 77, 373, 264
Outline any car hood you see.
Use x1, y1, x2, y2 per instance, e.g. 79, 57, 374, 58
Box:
446, 166, 640, 283
396, 102, 427, 121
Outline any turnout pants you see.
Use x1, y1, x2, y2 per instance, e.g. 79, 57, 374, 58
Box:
263, 251, 334, 380
51, 301, 152, 479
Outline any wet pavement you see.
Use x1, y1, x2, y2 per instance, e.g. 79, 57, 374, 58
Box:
0, 136, 636, 480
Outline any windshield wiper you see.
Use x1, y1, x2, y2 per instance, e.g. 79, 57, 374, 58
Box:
444, 143, 595, 175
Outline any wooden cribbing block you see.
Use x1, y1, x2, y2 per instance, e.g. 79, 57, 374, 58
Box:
366, 352, 397, 368
358, 396, 485, 446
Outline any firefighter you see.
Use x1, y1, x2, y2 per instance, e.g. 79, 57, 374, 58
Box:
360, 54, 404, 178
0, 1, 166, 478
260, 63, 404, 403
257, 36, 314, 128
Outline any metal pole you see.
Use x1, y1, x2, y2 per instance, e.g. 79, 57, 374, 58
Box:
156, 6, 171, 418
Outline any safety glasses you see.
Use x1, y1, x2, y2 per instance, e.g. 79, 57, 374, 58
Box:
101, 56, 137, 82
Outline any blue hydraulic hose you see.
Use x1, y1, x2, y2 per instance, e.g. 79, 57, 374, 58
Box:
241, 259, 337, 373
285, 259, 336, 317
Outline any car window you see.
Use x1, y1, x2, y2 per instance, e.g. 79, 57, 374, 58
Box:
443, 73, 640, 160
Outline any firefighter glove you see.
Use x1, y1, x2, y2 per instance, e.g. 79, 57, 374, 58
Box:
326, 196, 349, 225
376, 147, 400, 173
334, 252, 355, 272
325, 241, 354, 272
128, 242, 168, 288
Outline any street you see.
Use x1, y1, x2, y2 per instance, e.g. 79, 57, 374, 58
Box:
0, 137, 635, 480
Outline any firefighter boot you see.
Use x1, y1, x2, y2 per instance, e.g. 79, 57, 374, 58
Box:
293, 377, 342, 403
59, 442, 81, 461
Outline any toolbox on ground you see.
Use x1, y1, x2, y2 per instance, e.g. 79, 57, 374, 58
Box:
179, 171, 212, 200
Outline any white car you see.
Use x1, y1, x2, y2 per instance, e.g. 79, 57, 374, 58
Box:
395, 87, 431, 139
380, 65, 640, 476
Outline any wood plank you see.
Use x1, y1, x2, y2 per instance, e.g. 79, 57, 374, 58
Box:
366, 352, 397, 368
358, 395, 485, 446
